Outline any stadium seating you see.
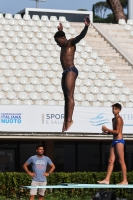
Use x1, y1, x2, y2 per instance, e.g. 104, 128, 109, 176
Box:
120, 19, 133, 38
0, 13, 132, 107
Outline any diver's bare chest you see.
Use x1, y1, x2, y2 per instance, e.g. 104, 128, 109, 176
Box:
60, 49, 70, 58
113, 119, 116, 129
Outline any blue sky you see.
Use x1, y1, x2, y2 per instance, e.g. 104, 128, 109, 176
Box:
0, 0, 101, 14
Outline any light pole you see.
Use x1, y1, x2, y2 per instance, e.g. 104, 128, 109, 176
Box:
35, 0, 46, 8
128, 0, 133, 19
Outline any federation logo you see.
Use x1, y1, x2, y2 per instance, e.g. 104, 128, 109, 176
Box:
0, 113, 22, 124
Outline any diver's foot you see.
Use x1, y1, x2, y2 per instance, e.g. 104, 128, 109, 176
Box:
65, 120, 73, 131
117, 181, 128, 185
62, 121, 66, 132
97, 180, 109, 184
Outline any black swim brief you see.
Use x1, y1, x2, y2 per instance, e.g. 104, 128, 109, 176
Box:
62, 66, 78, 77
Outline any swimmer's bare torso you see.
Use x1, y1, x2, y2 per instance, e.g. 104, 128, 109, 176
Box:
102, 106, 124, 140
60, 39, 75, 70
112, 116, 123, 140
55, 17, 90, 70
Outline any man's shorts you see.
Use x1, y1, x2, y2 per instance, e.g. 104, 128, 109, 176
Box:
30, 180, 47, 196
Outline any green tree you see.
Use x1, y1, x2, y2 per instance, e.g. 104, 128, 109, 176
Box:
107, 0, 127, 22
92, 4, 96, 18
93, 0, 127, 23
77, 9, 88, 11
94, 1, 110, 18
120, 0, 128, 8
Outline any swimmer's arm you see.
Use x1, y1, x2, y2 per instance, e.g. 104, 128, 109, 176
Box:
71, 16, 90, 45
106, 129, 119, 135
71, 25, 88, 45
103, 118, 121, 135
57, 23, 63, 31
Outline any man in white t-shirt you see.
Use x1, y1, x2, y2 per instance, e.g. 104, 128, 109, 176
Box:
23, 144, 55, 200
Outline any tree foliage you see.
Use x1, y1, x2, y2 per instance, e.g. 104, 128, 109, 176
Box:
93, 0, 127, 22
107, 0, 127, 22
94, 1, 110, 18
117, 0, 127, 8
77, 9, 88, 11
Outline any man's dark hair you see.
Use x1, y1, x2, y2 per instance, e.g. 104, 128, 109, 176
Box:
112, 103, 122, 110
36, 144, 44, 150
54, 31, 66, 38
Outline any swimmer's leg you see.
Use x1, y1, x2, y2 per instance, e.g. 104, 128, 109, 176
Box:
62, 71, 77, 131
97, 145, 115, 184
115, 143, 128, 184
61, 76, 66, 132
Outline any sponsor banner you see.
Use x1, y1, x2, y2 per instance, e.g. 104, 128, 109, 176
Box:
0, 105, 133, 133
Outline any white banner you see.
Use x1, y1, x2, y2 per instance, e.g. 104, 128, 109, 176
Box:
0, 105, 133, 134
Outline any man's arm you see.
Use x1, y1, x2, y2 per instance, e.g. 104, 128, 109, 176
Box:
23, 162, 36, 177
48, 163, 55, 174
44, 163, 55, 177
71, 25, 88, 45
57, 23, 63, 31
71, 16, 90, 45
102, 118, 122, 135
